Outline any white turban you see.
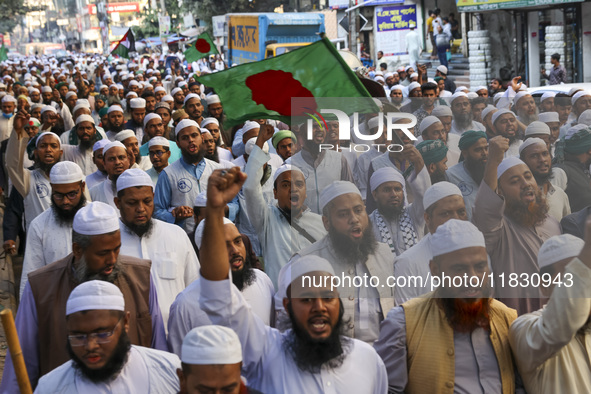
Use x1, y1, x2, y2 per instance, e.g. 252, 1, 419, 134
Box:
143, 112, 162, 128
194, 191, 207, 208
319, 181, 361, 213
419, 116, 442, 135
241, 121, 260, 134
114, 129, 136, 143
538, 112, 559, 123
194, 217, 234, 248
524, 121, 551, 136
175, 119, 199, 136
162, 95, 173, 102
116, 168, 154, 192
126, 92, 138, 99
148, 136, 170, 148
423, 182, 463, 211
370, 167, 405, 193
181, 326, 242, 365
538, 234, 585, 269
41, 86, 53, 93
430, 219, 486, 257
201, 117, 219, 128
497, 156, 527, 179
66, 280, 125, 316
50, 161, 84, 184
73, 202, 120, 236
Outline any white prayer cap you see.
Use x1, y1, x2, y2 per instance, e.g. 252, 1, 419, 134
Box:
524, 121, 550, 137
200, 127, 211, 135
245, 137, 268, 155
201, 117, 219, 128
384, 72, 394, 79
319, 181, 362, 213
390, 84, 404, 92
571, 90, 591, 106
410, 72, 419, 79
171, 87, 182, 96
41, 86, 52, 93
568, 87, 584, 96
66, 280, 124, 316
114, 129, 136, 143
497, 156, 527, 179
100, 85, 109, 91
175, 119, 200, 136
454, 86, 469, 93
513, 91, 531, 106
423, 182, 463, 211
178, 81, 188, 87
103, 141, 127, 157
154, 86, 165, 93
130, 98, 146, 109
241, 121, 260, 134
481, 105, 498, 121
475, 85, 488, 92
367, 116, 383, 131
450, 92, 468, 104
148, 136, 169, 148
128, 80, 140, 87
65, 91, 76, 100
184, 93, 200, 105
519, 137, 547, 155
279, 255, 336, 300
436, 65, 448, 74
194, 191, 207, 207
407, 82, 421, 92
538, 234, 585, 269
73, 201, 120, 236
50, 161, 84, 184
116, 168, 154, 192
419, 116, 442, 135
206, 94, 221, 105
109, 83, 117, 90
75, 114, 95, 126
493, 92, 504, 104
540, 91, 556, 102
41, 105, 57, 115
143, 112, 161, 128
273, 164, 304, 183
578, 109, 591, 126
466, 92, 479, 99
491, 108, 516, 125
538, 112, 559, 123
565, 124, 589, 140
162, 95, 173, 102
431, 219, 486, 257
194, 217, 234, 248
431, 105, 453, 117
93, 139, 109, 152
126, 92, 138, 99
72, 102, 91, 115
181, 326, 242, 365
107, 105, 123, 114
36, 131, 60, 147
370, 167, 405, 192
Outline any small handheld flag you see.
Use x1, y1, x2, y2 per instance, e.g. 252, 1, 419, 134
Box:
111, 29, 136, 59
184, 32, 219, 62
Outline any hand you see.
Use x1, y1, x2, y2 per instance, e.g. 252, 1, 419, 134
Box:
256, 124, 274, 148
172, 206, 193, 220
13, 110, 30, 138
3, 240, 16, 256
206, 167, 247, 210
488, 135, 509, 162
401, 144, 425, 172
510, 76, 522, 93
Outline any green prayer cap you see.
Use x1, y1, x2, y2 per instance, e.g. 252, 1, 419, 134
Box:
272, 130, 297, 149
416, 139, 448, 165
458, 130, 487, 151
564, 129, 591, 155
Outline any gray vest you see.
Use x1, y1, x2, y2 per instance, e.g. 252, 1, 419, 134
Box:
24, 169, 52, 231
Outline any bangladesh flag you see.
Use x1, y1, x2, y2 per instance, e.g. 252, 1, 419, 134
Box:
111, 29, 136, 58
184, 32, 219, 62
0, 45, 7, 61
196, 37, 375, 127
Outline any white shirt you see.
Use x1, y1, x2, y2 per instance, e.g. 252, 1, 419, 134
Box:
450, 120, 486, 136
199, 276, 389, 394
119, 219, 199, 331
62, 145, 97, 176
544, 182, 571, 221
218, 146, 234, 162
354, 147, 383, 200
393, 234, 433, 305
85, 170, 107, 190
89, 179, 119, 213
34, 346, 180, 394
446, 161, 480, 221
137, 155, 153, 171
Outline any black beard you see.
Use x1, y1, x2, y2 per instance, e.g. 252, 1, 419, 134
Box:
284, 301, 350, 374
35, 160, 57, 174
205, 149, 219, 163
378, 204, 404, 221
51, 193, 86, 226
328, 224, 377, 267
231, 256, 256, 291
504, 190, 549, 227
79, 138, 94, 151
110, 124, 124, 133
74, 256, 123, 284
454, 113, 473, 129
430, 168, 448, 184
52, 122, 66, 136
533, 167, 552, 184
135, 153, 141, 165
181, 150, 205, 164
68, 329, 131, 383
126, 218, 154, 238
464, 157, 486, 184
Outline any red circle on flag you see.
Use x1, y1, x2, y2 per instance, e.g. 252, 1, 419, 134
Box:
246, 70, 316, 116
195, 39, 211, 54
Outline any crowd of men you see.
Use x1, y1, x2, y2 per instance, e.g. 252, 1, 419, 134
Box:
0, 50, 588, 393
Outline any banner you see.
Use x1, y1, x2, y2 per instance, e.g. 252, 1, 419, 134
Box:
159, 15, 171, 37
374, 4, 417, 57
456, 0, 583, 12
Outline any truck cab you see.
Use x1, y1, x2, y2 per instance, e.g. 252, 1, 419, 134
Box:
264, 43, 310, 58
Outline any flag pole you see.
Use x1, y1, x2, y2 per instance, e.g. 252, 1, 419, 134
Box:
1, 309, 33, 394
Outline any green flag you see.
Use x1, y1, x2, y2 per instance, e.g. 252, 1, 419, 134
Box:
111, 29, 136, 58
0, 45, 7, 61
184, 32, 219, 62
196, 38, 374, 127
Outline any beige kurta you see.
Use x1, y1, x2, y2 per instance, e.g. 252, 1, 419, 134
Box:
509, 258, 591, 394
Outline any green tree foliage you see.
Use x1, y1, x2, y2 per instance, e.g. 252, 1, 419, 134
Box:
0, 0, 30, 34
133, 0, 184, 40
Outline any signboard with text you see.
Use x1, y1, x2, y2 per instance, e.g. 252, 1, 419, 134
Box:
456, 0, 583, 12
228, 16, 259, 53
374, 4, 417, 56
88, 2, 140, 15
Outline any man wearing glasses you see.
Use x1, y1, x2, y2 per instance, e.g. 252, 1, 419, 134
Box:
35, 280, 181, 393
139, 112, 181, 164
19, 161, 87, 299
146, 137, 172, 185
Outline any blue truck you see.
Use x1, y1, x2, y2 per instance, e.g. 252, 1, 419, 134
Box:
226, 12, 325, 65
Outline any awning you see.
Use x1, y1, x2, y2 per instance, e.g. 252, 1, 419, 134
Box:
345, 0, 404, 13
456, 0, 583, 12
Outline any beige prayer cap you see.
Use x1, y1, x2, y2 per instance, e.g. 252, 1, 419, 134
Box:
538, 234, 584, 269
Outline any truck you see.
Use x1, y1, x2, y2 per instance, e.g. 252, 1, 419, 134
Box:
226, 12, 325, 65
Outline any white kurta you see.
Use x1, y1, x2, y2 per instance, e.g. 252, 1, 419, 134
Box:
119, 219, 199, 331
0, 116, 14, 142
89, 179, 119, 213
450, 120, 486, 136
199, 276, 389, 394
392, 234, 433, 305
138, 156, 153, 171
509, 258, 591, 394
218, 146, 234, 162
167, 269, 275, 356
545, 183, 571, 221
446, 161, 480, 221
62, 145, 98, 176
34, 346, 181, 394
20, 208, 74, 299
85, 170, 107, 190
354, 147, 382, 200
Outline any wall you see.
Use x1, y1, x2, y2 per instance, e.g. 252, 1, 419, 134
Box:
527, 11, 540, 87
582, 1, 591, 82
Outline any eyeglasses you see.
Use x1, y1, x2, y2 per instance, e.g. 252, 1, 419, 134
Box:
68, 317, 122, 347
52, 188, 81, 201
149, 150, 168, 157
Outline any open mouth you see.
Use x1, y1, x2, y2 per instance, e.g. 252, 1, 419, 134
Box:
230, 257, 243, 269
350, 227, 363, 239
102, 265, 114, 275
85, 354, 102, 364
522, 189, 535, 202
309, 316, 330, 333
